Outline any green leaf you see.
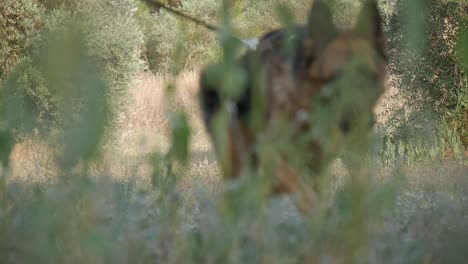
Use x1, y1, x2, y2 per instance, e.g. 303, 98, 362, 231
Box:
0, 128, 15, 168
169, 113, 191, 165
457, 28, 468, 74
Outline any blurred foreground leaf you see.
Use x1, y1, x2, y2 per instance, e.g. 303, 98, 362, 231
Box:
169, 113, 191, 166
42, 24, 109, 171
3, 19, 109, 171
0, 128, 15, 169
457, 28, 468, 74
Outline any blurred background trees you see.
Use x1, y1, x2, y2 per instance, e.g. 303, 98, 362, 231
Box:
1, 0, 466, 147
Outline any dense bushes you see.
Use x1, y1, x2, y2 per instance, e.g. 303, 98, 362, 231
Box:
137, 0, 220, 73
76, 0, 144, 112
385, 0, 468, 146
1, 0, 143, 135
0, 0, 45, 79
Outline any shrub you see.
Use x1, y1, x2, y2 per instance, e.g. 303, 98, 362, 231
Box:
0, 0, 45, 79
138, 0, 221, 73
385, 0, 468, 146
1, 0, 143, 136
75, 0, 144, 118
1, 58, 56, 133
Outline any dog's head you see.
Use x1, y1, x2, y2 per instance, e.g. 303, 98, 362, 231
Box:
295, 0, 387, 136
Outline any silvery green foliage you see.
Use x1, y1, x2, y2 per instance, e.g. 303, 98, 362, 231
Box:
1, 0, 144, 134
0, 0, 45, 79
384, 0, 467, 144
139, 0, 220, 73
76, 0, 144, 110
232, 0, 309, 37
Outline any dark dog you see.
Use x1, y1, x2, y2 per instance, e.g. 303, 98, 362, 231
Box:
200, 0, 387, 213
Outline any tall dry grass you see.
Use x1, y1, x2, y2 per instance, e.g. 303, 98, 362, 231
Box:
122, 70, 211, 154
122, 70, 219, 191
7, 70, 219, 190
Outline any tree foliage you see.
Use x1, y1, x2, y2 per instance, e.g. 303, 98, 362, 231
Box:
385, 0, 468, 145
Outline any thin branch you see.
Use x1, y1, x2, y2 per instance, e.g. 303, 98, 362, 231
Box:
142, 0, 259, 49
143, 0, 219, 32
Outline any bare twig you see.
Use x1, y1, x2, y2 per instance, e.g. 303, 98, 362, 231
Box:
143, 0, 219, 32
142, 0, 259, 49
